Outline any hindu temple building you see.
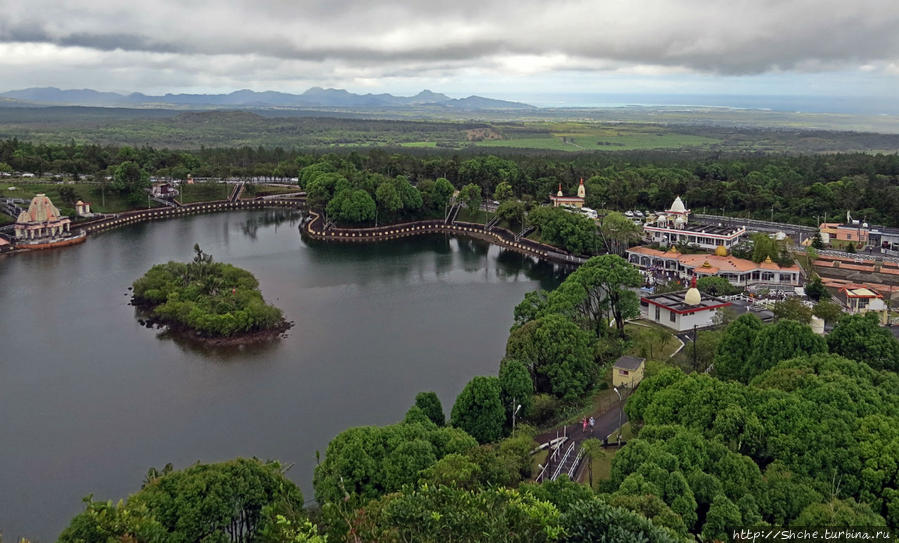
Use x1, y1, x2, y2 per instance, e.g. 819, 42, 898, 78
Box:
644, 196, 746, 251
549, 178, 586, 208
639, 277, 732, 332
14, 194, 85, 249
626, 245, 801, 288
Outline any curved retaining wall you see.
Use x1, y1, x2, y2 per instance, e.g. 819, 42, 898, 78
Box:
75, 198, 304, 235
302, 210, 586, 266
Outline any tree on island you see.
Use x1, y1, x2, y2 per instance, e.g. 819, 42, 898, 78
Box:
131, 246, 285, 338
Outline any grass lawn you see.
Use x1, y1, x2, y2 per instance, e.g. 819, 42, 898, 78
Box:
179, 183, 232, 203
2, 182, 147, 215
0, 212, 14, 225
456, 208, 495, 224
242, 184, 302, 198
623, 321, 682, 361
586, 422, 634, 489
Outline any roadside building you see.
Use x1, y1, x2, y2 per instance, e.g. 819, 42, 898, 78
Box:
840, 285, 889, 324
0, 236, 11, 253
612, 356, 645, 389
644, 196, 746, 251
627, 246, 800, 287
818, 221, 869, 248
549, 179, 585, 208
639, 279, 732, 332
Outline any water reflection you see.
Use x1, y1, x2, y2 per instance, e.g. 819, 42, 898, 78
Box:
240, 209, 303, 239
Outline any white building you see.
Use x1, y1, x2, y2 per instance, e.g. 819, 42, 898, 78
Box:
639, 280, 732, 332
644, 196, 746, 251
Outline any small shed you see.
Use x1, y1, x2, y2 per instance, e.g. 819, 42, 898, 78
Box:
613, 355, 646, 389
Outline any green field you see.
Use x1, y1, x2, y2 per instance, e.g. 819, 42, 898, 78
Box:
475, 124, 720, 151
1, 182, 151, 215
3, 106, 898, 153
179, 183, 232, 203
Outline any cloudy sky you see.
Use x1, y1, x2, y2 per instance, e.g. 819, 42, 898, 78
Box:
1, 0, 898, 102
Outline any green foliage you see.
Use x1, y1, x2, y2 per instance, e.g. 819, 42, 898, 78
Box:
414, 391, 445, 427
599, 211, 642, 255
499, 359, 535, 421
496, 199, 527, 229
131, 248, 284, 337
527, 206, 597, 255
805, 275, 829, 301
714, 313, 764, 382
747, 319, 828, 379
326, 188, 376, 224
505, 314, 596, 401
540, 255, 642, 335
701, 495, 742, 542
696, 275, 741, 296
60, 459, 304, 543
771, 297, 813, 324
827, 312, 899, 371
451, 376, 506, 444
626, 350, 899, 531
313, 418, 477, 504
559, 496, 681, 543
112, 160, 150, 201
342, 485, 562, 543
812, 299, 843, 324
793, 498, 886, 527
493, 181, 514, 202
459, 183, 483, 215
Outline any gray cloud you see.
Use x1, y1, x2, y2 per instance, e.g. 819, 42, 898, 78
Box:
0, 0, 898, 91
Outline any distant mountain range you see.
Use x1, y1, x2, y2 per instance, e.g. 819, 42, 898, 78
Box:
0, 87, 536, 111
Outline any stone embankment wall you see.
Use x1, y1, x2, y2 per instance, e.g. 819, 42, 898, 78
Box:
302, 210, 586, 266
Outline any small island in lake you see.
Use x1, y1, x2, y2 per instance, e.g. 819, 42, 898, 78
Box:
131, 244, 290, 344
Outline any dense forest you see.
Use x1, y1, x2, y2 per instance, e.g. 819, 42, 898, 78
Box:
2, 139, 898, 227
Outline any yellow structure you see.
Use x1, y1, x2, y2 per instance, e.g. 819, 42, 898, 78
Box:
549, 178, 586, 208
612, 355, 645, 389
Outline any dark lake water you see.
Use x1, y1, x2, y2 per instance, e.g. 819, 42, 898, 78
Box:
0, 209, 563, 541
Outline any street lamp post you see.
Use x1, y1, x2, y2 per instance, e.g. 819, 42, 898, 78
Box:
613, 387, 623, 445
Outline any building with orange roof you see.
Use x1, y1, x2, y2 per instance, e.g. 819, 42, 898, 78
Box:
627, 245, 800, 287
839, 285, 889, 324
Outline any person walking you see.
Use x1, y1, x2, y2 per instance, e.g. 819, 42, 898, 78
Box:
589, 416, 595, 432
582, 417, 587, 433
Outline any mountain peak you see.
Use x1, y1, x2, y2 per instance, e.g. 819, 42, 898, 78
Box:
0, 87, 535, 110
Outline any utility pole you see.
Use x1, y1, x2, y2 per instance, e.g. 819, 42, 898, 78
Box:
692, 324, 698, 372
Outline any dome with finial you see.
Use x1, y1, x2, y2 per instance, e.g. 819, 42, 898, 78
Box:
684, 276, 701, 306
557, 183, 563, 197
715, 245, 728, 257
577, 178, 585, 198
669, 196, 687, 214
